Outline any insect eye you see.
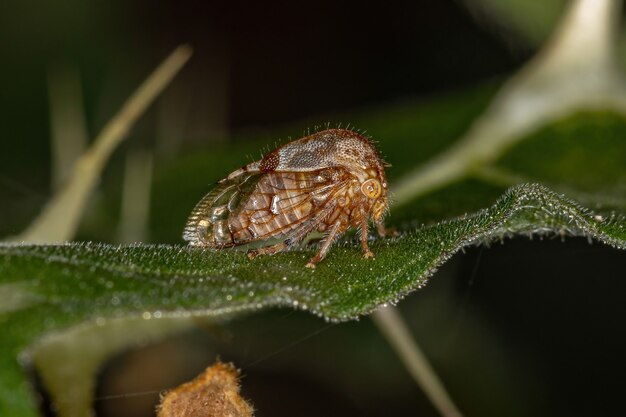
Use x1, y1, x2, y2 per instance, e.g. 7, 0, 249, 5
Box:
361, 179, 382, 199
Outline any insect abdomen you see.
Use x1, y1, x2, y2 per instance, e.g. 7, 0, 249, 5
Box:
183, 172, 261, 247
183, 171, 317, 247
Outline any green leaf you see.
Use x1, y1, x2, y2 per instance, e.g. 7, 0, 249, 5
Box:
1, 183, 625, 416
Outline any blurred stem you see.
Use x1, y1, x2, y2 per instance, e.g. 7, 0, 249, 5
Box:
47, 64, 89, 191
392, 0, 625, 206
116, 150, 153, 243
372, 306, 463, 417
15, 45, 192, 243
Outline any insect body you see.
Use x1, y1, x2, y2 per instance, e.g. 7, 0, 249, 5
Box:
183, 129, 390, 268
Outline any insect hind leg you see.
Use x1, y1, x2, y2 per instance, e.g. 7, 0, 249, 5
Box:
247, 241, 289, 260
306, 221, 343, 269
247, 202, 338, 265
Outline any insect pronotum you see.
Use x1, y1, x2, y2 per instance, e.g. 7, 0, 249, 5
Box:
183, 129, 390, 268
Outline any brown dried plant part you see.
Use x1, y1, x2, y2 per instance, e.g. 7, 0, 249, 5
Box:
157, 362, 253, 417
183, 129, 390, 268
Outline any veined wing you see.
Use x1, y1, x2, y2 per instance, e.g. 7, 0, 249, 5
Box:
183, 171, 262, 246
184, 168, 349, 247
228, 169, 348, 244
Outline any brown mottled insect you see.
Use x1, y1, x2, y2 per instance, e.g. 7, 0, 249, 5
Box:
183, 129, 390, 268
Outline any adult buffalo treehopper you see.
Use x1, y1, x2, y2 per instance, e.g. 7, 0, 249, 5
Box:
183, 129, 391, 268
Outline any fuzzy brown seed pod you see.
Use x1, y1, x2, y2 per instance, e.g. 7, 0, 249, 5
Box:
157, 362, 253, 417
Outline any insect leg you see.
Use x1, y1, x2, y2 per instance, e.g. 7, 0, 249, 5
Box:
280, 202, 337, 246
247, 242, 288, 259
376, 221, 386, 237
306, 221, 343, 269
376, 221, 399, 237
361, 218, 375, 259
247, 206, 331, 260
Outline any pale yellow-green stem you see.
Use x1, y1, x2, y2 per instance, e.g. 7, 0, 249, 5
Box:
16, 45, 192, 243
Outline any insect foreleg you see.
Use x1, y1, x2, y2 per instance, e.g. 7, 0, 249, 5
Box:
376, 221, 398, 238
361, 217, 374, 259
306, 221, 343, 269
375, 221, 385, 237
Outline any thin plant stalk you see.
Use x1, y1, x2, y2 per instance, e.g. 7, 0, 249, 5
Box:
372, 306, 464, 417
116, 150, 153, 244
47, 64, 89, 191
16, 45, 192, 243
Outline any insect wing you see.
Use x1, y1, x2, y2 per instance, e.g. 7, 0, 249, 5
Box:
184, 169, 346, 248
183, 172, 261, 246
230, 171, 330, 242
